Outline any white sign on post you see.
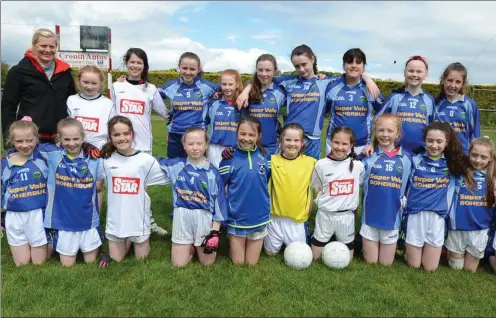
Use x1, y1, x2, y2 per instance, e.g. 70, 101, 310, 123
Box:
57, 51, 109, 69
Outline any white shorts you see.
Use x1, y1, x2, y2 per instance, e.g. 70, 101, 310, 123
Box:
208, 144, 227, 169
54, 227, 103, 256
325, 139, 366, 157
313, 210, 355, 244
105, 232, 150, 244
360, 223, 399, 245
5, 209, 47, 247
264, 216, 306, 253
493, 235, 496, 251
445, 229, 490, 259
172, 208, 213, 246
405, 211, 445, 248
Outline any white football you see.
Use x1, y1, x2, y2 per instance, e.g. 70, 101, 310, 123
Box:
284, 241, 313, 270
322, 241, 351, 269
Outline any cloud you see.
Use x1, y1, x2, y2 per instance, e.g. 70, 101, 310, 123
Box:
262, 1, 496, 84
1, 1, 494, 84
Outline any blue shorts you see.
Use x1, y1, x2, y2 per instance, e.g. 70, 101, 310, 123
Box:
167, 132, 187, 159
227, 224, 268, 239
304, 136, 321, 160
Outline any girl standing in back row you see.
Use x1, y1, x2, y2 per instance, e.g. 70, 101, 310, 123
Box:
434, 62, 480, 154
237, 45, 380, 159
160, 52, 219, 158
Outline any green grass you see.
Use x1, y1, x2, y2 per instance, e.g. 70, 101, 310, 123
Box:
2, 117, 496, 317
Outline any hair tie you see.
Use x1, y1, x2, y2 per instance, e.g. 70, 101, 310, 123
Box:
21, 116, 33, 122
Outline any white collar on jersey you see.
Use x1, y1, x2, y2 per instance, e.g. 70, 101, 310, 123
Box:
185, 158, 210, 170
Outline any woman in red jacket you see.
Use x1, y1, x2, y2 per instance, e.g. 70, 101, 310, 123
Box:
2, 28, 76, 144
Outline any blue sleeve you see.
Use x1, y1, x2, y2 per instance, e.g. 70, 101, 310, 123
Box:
1, 161, 8, 209
212, 171, 228, 222
372, 94, 385, 113
159, 79, 176, 99
428, 95, 435, 123
155, 157, 172, 178
375, 94, 393, 118
203, 99, 213, 128
273, 75, 297, 90
36, 143, 63, 161
218, 159, 232, 185
471, 99, 481, 139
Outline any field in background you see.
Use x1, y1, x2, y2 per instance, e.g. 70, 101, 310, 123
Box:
1, 117, 496, 317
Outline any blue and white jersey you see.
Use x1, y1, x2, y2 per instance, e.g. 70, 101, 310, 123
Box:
1, 149, 48, 212
37, 144, 100, 231
361, 147, 411, 230
376, 88, 435, 154
204, 98, 240, 147
219, 146, 271, 229
405, 153, 456, 217
159, 76, 219, 135
325, 76, 383, 147
156, 157, 227, 222
448, 170, 494, 231
434, 95, 480, 154
274, 75, 339, 138
244, 83, 286, 150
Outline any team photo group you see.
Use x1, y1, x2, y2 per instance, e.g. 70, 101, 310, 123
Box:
1, 27, 495, 275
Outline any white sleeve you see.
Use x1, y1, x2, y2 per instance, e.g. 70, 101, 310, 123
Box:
110, 83, 117, 106
310, 165, 322, 190
67, 97, 73, 118
151, 89, 169, 120
358, 161, 365, 186
145, 158, 171, 186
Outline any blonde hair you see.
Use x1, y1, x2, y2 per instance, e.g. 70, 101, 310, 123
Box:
7, 120, 39, 146
57, 118, 85, 138
372, 113, 402, 149
28, 28, 58, 52
465, 136, 496, 207
76, 65, 106, 92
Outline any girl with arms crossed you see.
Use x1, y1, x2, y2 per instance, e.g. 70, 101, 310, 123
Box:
404, 121, 466, 272
219, 116, 271, 265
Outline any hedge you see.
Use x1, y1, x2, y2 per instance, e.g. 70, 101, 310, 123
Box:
70, 70, 496, 126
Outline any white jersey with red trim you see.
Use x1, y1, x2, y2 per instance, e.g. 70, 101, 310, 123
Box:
111, 81, 169, 153
67, 94, 114, 149
98, 151, 170, 237
311, 156, 364, 212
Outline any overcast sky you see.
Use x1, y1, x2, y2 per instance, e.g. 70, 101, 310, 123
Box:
1, 1, 495, 84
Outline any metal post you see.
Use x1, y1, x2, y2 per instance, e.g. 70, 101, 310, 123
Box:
107, 27, 112, 98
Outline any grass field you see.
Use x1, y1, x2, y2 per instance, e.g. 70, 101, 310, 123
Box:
2, 117, 496, 317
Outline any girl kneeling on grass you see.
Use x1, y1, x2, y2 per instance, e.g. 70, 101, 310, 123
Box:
37, 118, 102, 267
264, 123, 317, 255
1, 118, 49, 266
360, 114, 411, 266
219, 116, 271, 265
156, 127, 228, 267
446, 136, 496, 272
97, 116, 171, 265
404, 121, 465, 272
310, 126, 364, 261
